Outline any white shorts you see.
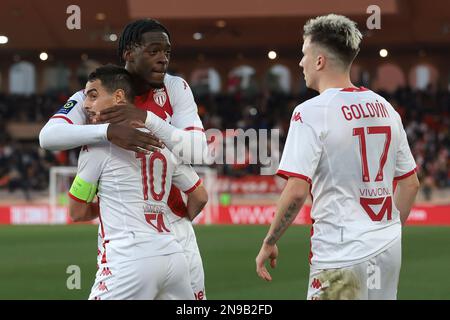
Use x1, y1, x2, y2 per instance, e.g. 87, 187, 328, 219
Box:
89, 252, 194, 300
307, 236, 401, 300
170, 217, 206, 300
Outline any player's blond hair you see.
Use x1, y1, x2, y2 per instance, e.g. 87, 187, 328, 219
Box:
303, 14, 362, 69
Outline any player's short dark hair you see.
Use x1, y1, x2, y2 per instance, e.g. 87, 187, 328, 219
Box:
118, 19, 171, 64
303, 14, 362, 69
87, 64, 135, 101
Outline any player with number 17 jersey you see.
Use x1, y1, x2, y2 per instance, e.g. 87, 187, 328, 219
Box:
278, 87, 416, 269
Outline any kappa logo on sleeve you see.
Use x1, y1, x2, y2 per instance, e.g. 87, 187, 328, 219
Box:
291, 111, 303, 123
56, 99, 77, 115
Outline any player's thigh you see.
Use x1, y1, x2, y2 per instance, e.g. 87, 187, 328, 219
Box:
172, 219, 206, 299
307, 263, 368, 300
156, 252, 195, 300
89, 258, 163, 300
368, 237, 402, 300
184, 249, 206, 299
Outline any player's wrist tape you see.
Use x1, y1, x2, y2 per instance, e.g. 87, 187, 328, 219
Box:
69, 175, 97, 203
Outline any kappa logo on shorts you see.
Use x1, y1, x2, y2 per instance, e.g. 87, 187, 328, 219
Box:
100, 267, 112, 276
311, 278, 322, 289
98, 281, 108, 292
56, 99, 77, 115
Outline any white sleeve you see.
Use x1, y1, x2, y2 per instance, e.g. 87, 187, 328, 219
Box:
394, 116, 417, 179
39, 91, 109, 151
39, 120, 109, 151
75, 145, 108, 184
68, 145, 108, 202
277, 108, 323, 183
167, 76, 204, 130
172, 163, 201, 194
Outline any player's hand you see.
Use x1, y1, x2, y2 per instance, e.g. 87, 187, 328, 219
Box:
94, 103, 147, 126
255, 242, 278, 282
107, 124, 163, 153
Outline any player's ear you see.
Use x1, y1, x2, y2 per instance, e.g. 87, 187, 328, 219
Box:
113, 89, 126, 104
123, 49, 134, 63
316, 54, 325, 71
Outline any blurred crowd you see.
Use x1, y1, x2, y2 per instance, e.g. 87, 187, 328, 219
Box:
0, 85, 449, 201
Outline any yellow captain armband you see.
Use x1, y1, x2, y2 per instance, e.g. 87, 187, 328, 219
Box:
69, 175, 97, 203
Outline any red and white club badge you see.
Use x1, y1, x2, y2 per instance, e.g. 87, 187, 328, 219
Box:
153, 90, 167, 107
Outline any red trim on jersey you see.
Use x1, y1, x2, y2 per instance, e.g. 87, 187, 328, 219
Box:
98, 207, 105, 239
163, 84, 173, 113
68, 192, 86, 203
276, 170, 312, 184
309, 219, 315, 265
184, 127, 205, 132
394, 167, 417, 181
340, 86, 369, 92
184, 179, 202, 194
100, 240, 109, 264
167, 186, 188, 218
96, 198, 109, 264
51, 115, 74, 124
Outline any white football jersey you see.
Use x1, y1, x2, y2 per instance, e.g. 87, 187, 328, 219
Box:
278, 87, 416, 269
70, 140, 201, 265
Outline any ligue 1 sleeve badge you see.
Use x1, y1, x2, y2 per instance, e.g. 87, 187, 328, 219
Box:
64, 100, 76, 109
153, 90, 167, 107
57, 99, 78, 114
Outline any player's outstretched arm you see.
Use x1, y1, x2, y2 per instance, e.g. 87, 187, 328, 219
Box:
39, 91, 110, 151
394, 173, 420, 225
256, 177, 309, 281
40, 119, 162, 153
39, 119, 109, 151
39, 91, 163, 152
186, 183, 208, 221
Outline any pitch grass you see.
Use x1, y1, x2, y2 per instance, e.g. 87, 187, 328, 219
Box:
0, 225, 449, 299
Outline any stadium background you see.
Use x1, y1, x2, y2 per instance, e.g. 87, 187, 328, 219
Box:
0, 0, 449, 299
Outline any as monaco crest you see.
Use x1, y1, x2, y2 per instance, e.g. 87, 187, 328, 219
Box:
153, 90, 167, 107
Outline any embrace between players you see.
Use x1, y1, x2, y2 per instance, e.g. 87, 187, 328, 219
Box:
40, 20, 209, 300
40, 15, 419, 300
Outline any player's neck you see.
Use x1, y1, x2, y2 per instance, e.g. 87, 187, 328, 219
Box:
125, 64, 154, 96
316, 73, 354, 94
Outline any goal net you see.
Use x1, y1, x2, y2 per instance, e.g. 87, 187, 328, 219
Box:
49, 166, 78, 212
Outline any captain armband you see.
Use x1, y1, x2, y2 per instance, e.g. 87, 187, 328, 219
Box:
69, 175, 97, 203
